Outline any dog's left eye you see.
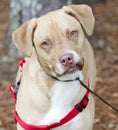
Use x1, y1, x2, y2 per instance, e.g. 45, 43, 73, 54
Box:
41, 40, 51, 49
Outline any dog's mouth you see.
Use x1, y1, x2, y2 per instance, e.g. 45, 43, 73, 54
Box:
52, 62, 84, 81
64, 63, 83, 75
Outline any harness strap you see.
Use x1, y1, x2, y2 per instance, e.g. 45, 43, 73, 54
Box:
14, 112, 49, 130
18, 59, 26, 69
9, 80, 90, 130
9, 86, 16, 104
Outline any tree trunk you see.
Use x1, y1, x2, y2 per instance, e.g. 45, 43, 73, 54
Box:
72, 0, 93, 6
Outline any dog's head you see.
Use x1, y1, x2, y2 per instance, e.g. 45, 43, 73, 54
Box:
13, 5, 95, 80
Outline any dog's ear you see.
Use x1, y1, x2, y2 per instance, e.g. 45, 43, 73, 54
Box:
12, 18, 37, 57
63, 5, 95, 36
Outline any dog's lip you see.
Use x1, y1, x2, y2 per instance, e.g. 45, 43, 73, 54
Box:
57, 63, 83, 76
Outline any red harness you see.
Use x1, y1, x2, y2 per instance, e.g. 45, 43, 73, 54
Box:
9, 60, 90, 130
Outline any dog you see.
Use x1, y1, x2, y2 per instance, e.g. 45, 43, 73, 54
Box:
12, 4, 96, 130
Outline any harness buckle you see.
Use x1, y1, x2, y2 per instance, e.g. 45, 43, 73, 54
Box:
80, 95, 89, 108
75, 104, 83, 112
75, 95, 89, 112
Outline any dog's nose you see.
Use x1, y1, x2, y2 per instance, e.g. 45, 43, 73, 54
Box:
59, 53, 74, 66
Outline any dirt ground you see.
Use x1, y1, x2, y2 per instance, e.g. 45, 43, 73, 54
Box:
0, 0, 118, 130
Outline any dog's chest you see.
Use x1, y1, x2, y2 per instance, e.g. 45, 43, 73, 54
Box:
39, 81, 81, 125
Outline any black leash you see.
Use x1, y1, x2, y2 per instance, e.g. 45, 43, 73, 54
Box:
42, 71, 118, 113
78, 78, 118, 113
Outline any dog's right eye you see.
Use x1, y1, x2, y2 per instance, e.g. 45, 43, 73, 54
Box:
41, 40, 51, 49
69, 30, 78, 40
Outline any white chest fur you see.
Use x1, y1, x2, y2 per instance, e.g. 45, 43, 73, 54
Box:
39, 71, 83, 126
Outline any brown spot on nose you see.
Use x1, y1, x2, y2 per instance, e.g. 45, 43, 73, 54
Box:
59, 53, 74, 66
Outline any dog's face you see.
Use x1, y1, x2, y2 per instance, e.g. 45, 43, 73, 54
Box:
33, 11, 85, 78
13, 5, 95, 79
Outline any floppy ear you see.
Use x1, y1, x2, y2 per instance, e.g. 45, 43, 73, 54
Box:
63, 5, 95, 36
12, 18, 37, 57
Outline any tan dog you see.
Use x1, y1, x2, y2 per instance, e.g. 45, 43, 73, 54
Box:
13, 4, 96, 130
